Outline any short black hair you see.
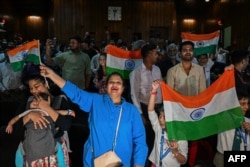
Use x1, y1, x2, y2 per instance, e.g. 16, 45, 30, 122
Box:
230, 49, 248, 64
82, 38, 92, 46
37, 93, 50, 101
69, 35, 82, 43
237, 90, 249, 100
179, 41, 194, 52
197, 53, 208, 60
141, 43, 157, 59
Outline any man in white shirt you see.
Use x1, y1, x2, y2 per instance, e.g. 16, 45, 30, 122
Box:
130, 43, 162, 167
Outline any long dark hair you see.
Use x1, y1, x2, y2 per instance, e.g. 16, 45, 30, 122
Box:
96, 52, 107, 81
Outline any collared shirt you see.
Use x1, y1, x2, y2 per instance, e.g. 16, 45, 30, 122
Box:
52, 51, 91, 89
148, 111, 188, 167
130, 63, 162, 114
166, 63, 206, 96
0, 61, 25, 92
217, 117, 250, 153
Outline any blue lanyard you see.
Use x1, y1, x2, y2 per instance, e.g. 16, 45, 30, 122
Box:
160, 129, 171, 167
237, 128, 248, 151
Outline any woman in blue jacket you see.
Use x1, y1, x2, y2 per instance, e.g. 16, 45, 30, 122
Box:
40, 65, 148, 167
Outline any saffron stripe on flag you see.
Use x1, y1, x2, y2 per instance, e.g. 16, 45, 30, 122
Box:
181, 30, 220, 56
106, 44, 142, 59
161, 69, 235, 108
7, 40, 39, 56
7, 40, 41, 72
181, 31, 220, 41
164, 88, 240, 122
106, 44, 143, 79
161, 69, 244, 141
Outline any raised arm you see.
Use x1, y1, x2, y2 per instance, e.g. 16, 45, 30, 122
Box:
148, 80, 160, 111
40, 65, 66, 88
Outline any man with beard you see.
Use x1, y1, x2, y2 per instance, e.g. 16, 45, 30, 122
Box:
130, 43, 162, 167
166, 41, 206, 96
166, 41, 206, 167
46, 35, 91, 167
46, 35, 91, 90
156, 43, 179, 80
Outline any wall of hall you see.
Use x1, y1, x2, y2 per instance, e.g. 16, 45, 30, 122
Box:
51, 0, 176, 46
0, 0, 250, 48
217, 1, 250, 48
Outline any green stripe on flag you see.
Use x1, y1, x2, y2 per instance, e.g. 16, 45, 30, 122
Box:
24, 54, 40, 64
166, 107, 244, 141
10, 61, 25, 72
194, 45, 217, 56
106, 66, 132, 80
10, 54, 40, 72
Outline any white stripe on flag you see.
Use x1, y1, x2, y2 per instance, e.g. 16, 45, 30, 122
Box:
182, 36, 219, 48
164, 87, 239, 122
107, 53, 142, 70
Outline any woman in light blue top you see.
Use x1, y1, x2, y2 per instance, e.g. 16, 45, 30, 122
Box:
40, 65, 148, 167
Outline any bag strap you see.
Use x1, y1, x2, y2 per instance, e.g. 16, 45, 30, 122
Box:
112, 107, 122, 151
91, 106, 123, 155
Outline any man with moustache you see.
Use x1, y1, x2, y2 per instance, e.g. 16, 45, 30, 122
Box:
130, 43, 162, 167
156, 43, 180, 80
46, 35, 91, 90
166, 41, 206, 167
166, 41, 206, 96
46, 35, 91, 167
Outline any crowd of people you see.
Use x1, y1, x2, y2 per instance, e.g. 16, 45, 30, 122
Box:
0, 33, 250, 167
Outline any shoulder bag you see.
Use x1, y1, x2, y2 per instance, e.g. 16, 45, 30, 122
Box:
93, 107, 123, 167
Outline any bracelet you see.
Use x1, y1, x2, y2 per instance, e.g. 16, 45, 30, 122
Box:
67, 109, 72, 115
150, 91, 157, 95
67, 109, 75, 117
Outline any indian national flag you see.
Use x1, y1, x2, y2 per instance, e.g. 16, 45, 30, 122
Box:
161, 69, 244, 141
7, 40, 41, 72
106, 44, 142, 79
181, 30, 220, 56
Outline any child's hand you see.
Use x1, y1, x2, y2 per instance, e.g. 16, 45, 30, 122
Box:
5, 125, 13, 134
29, 111, 49, 129
168, 139, 179, 152
152, 80, 160, 91
242, 122, 250, 132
